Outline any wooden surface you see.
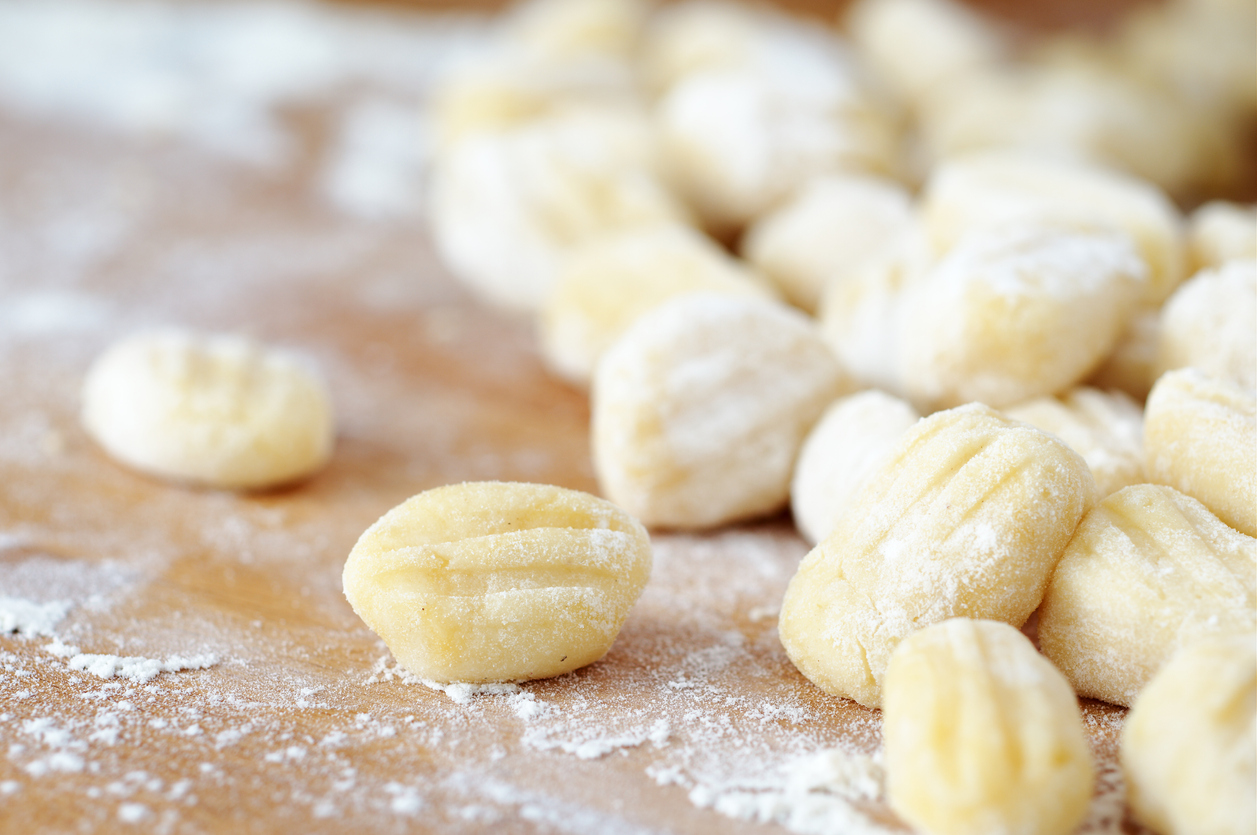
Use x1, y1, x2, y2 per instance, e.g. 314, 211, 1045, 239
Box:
0, 1, 1174, 833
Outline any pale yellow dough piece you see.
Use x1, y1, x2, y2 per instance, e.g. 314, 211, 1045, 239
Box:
846, 0, 1006, 111
1086, 305, 1160, 403
898, 221, 1147, 412
741, 173, 915, 313
501, 0, 650, 62
1157, 258, 1257, 392
817, 228, 934, 397
428, 109, 688, 313
1038, 484, 1256, 707
81, 330, 334, 490
790, 390, 920, 545
592, 294, 850, 529
921, 151, 1186, 304
1122, 635, 1256, 835
1004, 386, 1144, 498
779, 403, 1093, 708
655, 61, 895, 232
1144, 368, 1256, 537
1188, 201, 1257, 272
884, 619, 1093, 835
539, 224, 774, 386
430, 50, 640, 153
341, 482, 652, 683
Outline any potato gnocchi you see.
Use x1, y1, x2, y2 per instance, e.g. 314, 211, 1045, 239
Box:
342, 482, 652, 683
884, 619, 1093, 835
1122, 635, 1256, 835
1038, 484, 1256, 707
81, 329, 334, 490
779, 403, 1093, 708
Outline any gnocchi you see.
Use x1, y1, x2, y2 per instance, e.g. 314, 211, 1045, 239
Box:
342, 482, 652, 683
884, 618, 1093, 835
81, 329, 334, 490
1038, 484, 1256, 707
779, 403, 1093, 708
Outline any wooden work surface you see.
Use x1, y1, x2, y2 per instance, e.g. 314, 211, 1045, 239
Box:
0, 1, 1178, 832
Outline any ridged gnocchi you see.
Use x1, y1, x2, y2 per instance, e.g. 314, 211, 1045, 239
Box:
342, 482, 652, 683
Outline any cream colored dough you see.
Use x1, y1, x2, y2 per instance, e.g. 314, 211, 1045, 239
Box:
884, 619, 1093, 835
741, 173, 915, 314
81, 329, 334, 491
342, 482, 652, 684
539, 223, 774, 386
921, 151, 1186, 304
779, 403, 1093, 708
428, 108, 688, 313
1144, 368, 1257, 537
898, 221, 1147, 412
1004, 386, 1144, 498
1122, 635, 1256, 835
790, 390, 920, 545
1188, 201, 1257, 272
1038, 484, 1256, 707
592, 293, 851, 530
1157, 258, 1256, 392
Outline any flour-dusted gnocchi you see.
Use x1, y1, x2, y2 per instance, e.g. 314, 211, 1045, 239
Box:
898, 221, 1147, 412
817, 230, 933, 397
921, 151, 1186, 304
428, 108, 689, 313
654, 34, 896, 233
1122, 634, 1256, 835
539, 223, 774, 386
592, 293, 851, 529
1086, 306, 1160, 403
501, 0, 650, 61
779, 403, 1093, 708
1004, 386, 1144, 498
790, 390, 919, 545
1157, 258, 1256, 392
884, 619, 1093, 835
846, 0, 1007, 112
1038, 484, 1256, 707
342, 482, 652, 683
1144, 368, 1256, 537
1188, 201, 1257, 271
81, 329, 334, 490
741, 173, 915, 314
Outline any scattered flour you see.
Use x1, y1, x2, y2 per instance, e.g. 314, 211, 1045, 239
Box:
0, 597, 71, 637
52, 645, 219, 684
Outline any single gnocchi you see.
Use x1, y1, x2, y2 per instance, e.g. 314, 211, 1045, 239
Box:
1156, 258, 1256, 392
539, 223, 774, 386
884, 618, 1094, 835
1144, 368, 1257, 537
592, 293, 850, 529
342, 482, 652, 683
898, 221, 1147, 412
1004, 386, 1144, 498
81, 329, 334, 490
741, 172, 915, 314
921, 151, 1186, 304
779, 403, 1094, 708
1122, 635, 1256, 835
428, 109, 688, 312
1038, 484, 1257, 707
655, 62, 895, 232
1188, 201, 1257, 271
790, 389, 920, 545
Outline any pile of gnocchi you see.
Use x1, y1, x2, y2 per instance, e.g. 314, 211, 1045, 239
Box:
421, 0, 1255, 832
78, 0, 1254, 832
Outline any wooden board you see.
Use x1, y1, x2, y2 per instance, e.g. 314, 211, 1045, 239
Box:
0, 1, 1176, 832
